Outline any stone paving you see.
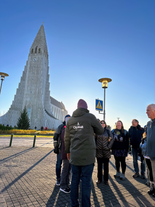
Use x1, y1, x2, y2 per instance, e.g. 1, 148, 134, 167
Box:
0, 146, 155, 207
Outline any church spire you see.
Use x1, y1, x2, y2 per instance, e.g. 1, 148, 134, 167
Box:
29, 24, 48, 56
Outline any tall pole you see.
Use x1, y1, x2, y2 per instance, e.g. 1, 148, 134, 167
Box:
0, 79, 4, 95
103, 88, 106, 121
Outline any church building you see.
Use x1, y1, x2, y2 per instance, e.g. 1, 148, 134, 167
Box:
0, 25, 68, 129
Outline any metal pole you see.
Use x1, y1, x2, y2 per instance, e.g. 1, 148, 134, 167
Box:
33, 134, 36, 147
9, 133, 13, 147
103, 88, 106, 121
0, 79, 4, 95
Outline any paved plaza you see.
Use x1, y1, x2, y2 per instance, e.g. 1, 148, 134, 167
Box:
0, 138, 155, 207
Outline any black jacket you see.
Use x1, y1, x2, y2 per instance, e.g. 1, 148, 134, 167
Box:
128, 125, 144, 149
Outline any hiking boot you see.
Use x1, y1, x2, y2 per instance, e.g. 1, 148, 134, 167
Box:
60, 187, 70, 193
141, 174, 146, 179
56, 180, 60, 186
114, 172, 120, 178
120, 174, 125, 180
133, 173, 139, 178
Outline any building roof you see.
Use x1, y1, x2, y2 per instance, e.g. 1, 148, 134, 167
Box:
50, 96, 67, 111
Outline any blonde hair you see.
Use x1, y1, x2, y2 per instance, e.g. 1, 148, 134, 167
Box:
115, 120, 125, 133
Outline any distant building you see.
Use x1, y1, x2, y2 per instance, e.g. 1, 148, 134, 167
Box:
0, 25, 68, 129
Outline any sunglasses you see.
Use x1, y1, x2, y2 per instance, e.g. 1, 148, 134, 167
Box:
101, 122, 105, 124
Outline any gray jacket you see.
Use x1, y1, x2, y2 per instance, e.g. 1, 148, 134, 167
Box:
146, 118, 155, 160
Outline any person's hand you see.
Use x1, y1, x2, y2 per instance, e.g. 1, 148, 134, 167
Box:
108, 137, 112, 142
67, 153, 70, 160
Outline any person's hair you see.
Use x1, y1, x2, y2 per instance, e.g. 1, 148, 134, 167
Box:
115, 120, 125, 133
100, 120, 106, 128
148, 104, 155, 111
132, 119, 139, 123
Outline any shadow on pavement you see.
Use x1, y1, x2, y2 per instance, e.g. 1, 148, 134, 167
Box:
0, 149, 54, 193
0, 147, 34, 164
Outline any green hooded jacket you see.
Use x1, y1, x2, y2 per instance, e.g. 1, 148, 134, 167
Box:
64, 108, 104, 166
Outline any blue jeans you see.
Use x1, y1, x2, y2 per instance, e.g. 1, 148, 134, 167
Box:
71, 163, 94, 207
132, 148, 145, 175
56, 152, 62, 180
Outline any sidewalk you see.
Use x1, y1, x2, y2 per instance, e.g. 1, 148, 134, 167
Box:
0, 146, 155, 207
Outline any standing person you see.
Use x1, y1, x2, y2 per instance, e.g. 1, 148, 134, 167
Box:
129, 119, 145, 178
96, 120, 114, 185
146, 104, 155, 197
140, 131, 154, 194
60, 115, 71, 193
53, 115, 71, 186
65, 99, 104, 207
112, 120, 129, 180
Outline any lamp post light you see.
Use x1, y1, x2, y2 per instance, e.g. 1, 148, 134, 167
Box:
0, 72, 9, 95
98, 78, 112, 121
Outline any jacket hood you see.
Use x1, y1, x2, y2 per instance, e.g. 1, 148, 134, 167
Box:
72, 108, 89, 117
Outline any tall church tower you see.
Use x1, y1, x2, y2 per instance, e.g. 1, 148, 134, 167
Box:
0, 25, 67, 129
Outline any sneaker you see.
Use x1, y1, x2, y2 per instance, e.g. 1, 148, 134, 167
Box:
133, 173, 139, 178
96, 180, 102, 184
60, 187, 70, 193
141, 174, 146, 179
120, 174, 125, 180
114, 172, 120, 178
56, 180, 60, 186
104, 181, 109, 185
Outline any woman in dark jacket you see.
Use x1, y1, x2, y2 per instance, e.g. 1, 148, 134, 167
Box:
96, 120, 114, 185
111, 120, 129, 180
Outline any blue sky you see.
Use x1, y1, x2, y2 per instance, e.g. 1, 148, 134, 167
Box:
0, 0, 155, 129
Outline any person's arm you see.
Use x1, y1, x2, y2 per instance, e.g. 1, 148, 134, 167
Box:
53, 124, 63, 153
64, 122, 71, 154
107, 130, 115, 149
92, 115, 104, 135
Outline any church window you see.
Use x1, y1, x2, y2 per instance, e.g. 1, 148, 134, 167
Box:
31, 49, 33, 53
38, 48, 41, 53
35, 47, 38, 53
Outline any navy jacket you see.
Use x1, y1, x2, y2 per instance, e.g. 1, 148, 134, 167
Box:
128, 125, 144, 149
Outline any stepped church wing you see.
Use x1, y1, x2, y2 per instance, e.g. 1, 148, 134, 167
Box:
0, 25, 68, 130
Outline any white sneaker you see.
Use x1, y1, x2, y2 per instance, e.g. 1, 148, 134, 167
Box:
120, 173, 125, 180
114, 172, 120, 178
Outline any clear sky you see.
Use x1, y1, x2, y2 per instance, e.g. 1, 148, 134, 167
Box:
0, 0, 155, 129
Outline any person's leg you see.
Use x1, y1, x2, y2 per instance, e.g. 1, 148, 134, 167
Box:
71, 165, 81, 207
81, 163, 94, 207
150, 160, 155, 197
103, 158, 109, 182
60, 159, 70, 191
97, 157, 103, 182
56, 152, 62, 185
132, 148, 139, 175
120, 157, 126, 174
114, 156, 120, 177
141, 155, 145, 177
146, 158, 153, 182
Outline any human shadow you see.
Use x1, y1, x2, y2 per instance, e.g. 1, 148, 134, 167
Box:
109, 161, 154, 206
47, 187, 71, 207
0, 147, 34, 164
0, 149, 53, 193
0, 146, 9, 150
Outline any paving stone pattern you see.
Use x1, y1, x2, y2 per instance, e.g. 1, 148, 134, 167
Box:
0, 146, 155, 207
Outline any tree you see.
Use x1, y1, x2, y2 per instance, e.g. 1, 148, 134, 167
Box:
17, 107, 30, 129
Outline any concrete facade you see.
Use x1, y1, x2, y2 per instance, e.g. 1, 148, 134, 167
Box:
0, 25, 68, 129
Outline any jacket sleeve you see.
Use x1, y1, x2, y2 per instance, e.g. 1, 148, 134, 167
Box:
64, 123, 71, 153
107, 131, 115, 149
91, 115, 104, 135
125, 131, 129, 150
53, 124, 63, 148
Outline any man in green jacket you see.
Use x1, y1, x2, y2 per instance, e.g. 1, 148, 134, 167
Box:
64, 99, 104, 207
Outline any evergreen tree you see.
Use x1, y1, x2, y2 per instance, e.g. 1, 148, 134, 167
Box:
17, 107, 30, 129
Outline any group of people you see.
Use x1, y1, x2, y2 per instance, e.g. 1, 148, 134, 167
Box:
53, 99, 155, 207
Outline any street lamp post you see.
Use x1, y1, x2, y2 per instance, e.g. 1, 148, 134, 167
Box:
0, 72, 9, 95
98, 78, 112, 121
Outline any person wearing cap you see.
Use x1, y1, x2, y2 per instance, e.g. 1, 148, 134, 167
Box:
53, 114, 71, 186
65, 99, 104, 207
